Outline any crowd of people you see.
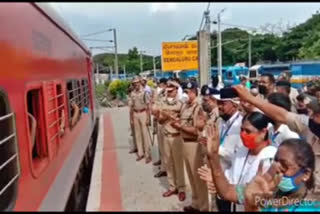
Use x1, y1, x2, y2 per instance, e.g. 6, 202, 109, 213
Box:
127, 73, 320, 211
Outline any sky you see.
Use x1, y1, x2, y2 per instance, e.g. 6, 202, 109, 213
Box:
50, 2, 320, 57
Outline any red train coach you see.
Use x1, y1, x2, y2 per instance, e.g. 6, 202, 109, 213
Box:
0, 2, 98, 211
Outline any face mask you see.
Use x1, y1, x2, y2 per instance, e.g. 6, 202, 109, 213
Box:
309, 118, 320, 138
278, 169, 305, 193
202, 102, 211, 113
182, 93, 189, 103
297, 108, 309, 115
220, 114, 231, 121
240, 131, 259, 150
167, 97, 174, 104
258, 85, 268, 95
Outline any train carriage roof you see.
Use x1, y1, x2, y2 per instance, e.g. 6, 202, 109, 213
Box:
33, 3, 91, 55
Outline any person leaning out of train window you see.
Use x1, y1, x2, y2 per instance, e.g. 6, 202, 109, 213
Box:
198, 111, 277, 211
71, 101, 80, 128
27, 113, 37, 148
201, 120, 320, 211
233, 84, 320, 193
59, 110, 66, 137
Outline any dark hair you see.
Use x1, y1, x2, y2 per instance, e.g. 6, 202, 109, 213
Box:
159, 78, 167, 84
276, 80, 291, 95
279, 139, 315, 190
267, 92, 291, 112
243, 112, 272, 140
296, 93, 307, 102
261, 73, 276, 84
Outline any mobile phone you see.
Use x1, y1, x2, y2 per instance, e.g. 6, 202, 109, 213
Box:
220, 87, 239, 99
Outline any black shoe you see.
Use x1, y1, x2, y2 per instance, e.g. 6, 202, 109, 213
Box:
153, 160, 161, 166
154, 171, 167, 178
183, 206, 200, 212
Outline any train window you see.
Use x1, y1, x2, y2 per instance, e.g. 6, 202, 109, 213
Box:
27, 89, 48, 164
66, 80, 81, 129
56, 84, 65, 137
0, 91, 20, 211
76, 80, 82, 110
81, 78, 89, 108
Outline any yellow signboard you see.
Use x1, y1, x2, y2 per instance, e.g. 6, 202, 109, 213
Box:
161, 41, 198, 71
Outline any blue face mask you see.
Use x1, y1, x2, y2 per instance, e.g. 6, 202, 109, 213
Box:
278, 169, 305, 193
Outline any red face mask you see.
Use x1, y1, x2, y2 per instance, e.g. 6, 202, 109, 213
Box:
240, 131, 259, 150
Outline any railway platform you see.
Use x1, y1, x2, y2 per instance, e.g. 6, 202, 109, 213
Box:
86, 107, 195, 211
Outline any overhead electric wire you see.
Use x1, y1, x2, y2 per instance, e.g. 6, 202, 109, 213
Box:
80, 29, 112, 38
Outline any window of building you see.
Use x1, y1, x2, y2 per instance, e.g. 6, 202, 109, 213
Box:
0, 91, 20, 211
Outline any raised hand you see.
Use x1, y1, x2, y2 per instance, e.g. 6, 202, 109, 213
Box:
244, 161, 283, 209
206, 123, 220, 156
197, 164, 216, 194
232, 85, 253, 102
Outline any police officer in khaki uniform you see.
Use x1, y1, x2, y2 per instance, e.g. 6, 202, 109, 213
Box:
152, 78, 168, 177
129, 77, 152, 163
172, 81, 209, 212
196, 85, 220, 211
128, 83, 138, 154
158, 80, 186, 201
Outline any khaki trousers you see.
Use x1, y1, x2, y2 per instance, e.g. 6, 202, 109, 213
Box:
157, 124, 166, 171
163, 134, 185, 192
183, 142, 209, 211
133, 111, 151, 158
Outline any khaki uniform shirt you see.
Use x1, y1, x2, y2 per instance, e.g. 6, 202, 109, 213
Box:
286, 112, 320, 155
180, 100, 202, 139
129, 87, 150, 111
160, 97, 183, 135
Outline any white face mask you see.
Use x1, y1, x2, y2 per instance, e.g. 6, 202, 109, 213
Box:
181, 92, 189, 103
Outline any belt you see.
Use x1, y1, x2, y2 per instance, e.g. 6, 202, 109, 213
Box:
165, 133, 180, 137
183, 138, 198, 142
133, 109, 146, 113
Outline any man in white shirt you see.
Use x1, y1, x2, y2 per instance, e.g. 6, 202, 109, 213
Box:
212, 88, 244, 211
267, 92, 300, 147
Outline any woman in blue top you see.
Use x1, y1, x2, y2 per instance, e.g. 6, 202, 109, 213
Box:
203, 122, 320, 211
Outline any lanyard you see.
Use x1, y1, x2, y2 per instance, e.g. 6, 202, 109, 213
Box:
220, 113, 240, 145
271, 131, 280, 145
237, 151, 250, 185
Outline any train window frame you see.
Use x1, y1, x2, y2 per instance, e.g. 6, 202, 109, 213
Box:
54, 82, 67, 138
25, 83, 49, 178
0, 89, 20, 211
81, 78, 90, 108
66, 79, 81, 129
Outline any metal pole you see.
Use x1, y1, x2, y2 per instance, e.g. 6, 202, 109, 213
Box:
217, 13, 223, 84
123, 64, 126, 79
248, 34, 252, 68
113, 28, 119, 78
109, 65, 113, 80
140, 51, 143, 73
96, 63, 100, 84
153, 56, 156, 78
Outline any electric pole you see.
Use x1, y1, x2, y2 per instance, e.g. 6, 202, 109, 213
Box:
139, 51, 145, 73
113, 28, 119, 79
248, 34, 252, 68
123, 64, 126, 79
198, 4, 211, 87
153, 56, 156, 78
109, 65, 113, 80
217, 12, 222, 84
